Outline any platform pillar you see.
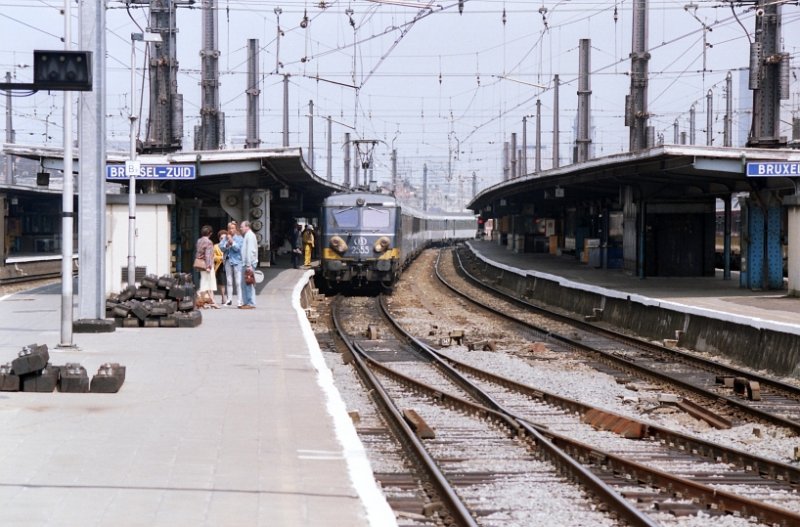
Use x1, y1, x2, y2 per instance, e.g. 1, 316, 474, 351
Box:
723, 194, 732, 280
784, 193, 800, 296
740, 195, 784, 290
0, 194, 6, 263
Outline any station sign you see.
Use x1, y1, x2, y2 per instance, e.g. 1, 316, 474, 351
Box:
746, 161, 800, 177
106, 164, 196, 180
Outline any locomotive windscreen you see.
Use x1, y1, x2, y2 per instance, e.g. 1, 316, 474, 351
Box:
362, 208, 391, 229
331, 208, 359, 228
328, 206, 393, 231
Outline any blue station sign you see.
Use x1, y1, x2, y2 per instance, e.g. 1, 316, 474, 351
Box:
746, 161, 800, 177
106, 164, 196, 180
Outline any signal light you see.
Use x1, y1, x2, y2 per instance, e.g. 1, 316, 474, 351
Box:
33, 50, 93, 91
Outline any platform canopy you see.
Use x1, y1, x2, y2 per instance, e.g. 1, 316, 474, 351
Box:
2, 144, 344, 205
468, 145, 800, 215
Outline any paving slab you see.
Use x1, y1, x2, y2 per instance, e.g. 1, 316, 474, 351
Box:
0, 268, 395, 527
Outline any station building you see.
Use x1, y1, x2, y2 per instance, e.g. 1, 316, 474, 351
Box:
1, 145, 342, 291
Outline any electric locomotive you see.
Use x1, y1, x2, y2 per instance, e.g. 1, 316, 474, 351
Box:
320, 192, 402, 288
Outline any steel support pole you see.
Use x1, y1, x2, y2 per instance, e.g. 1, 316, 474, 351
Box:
510, 133, 517, 178
423, 163, 428, 211
521, 116, 527, 176
245, 38, 260, 149
391, 149, 397, 193
127, 37, 138, 288
77, 0, 108, 327
724, 72, 733, 147
628, 0, 649, 152
552, 74, 559, 168
282, 74, 289, 147
60, 0, 74, 347
576, 39, 592, 163
706, 89, 713, 146
308, 100, 314, 170
4, 72, 12, 184
535, 99, 542, 173
326, 116, 332, 181
343, 132, 350, 187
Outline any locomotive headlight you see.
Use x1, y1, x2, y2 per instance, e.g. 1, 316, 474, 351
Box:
330, 236, 348, 254
373, 236, 391, 253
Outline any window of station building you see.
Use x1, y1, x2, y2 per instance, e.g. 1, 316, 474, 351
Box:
5, 196, 64, 256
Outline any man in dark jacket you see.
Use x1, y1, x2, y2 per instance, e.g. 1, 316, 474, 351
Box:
290, 223, 302, 269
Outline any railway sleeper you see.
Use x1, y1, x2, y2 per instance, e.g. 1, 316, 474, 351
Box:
402, 408, 436, 439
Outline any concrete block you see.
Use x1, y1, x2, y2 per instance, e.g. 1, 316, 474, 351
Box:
90, 363, 126, 393
159, 315, 178, 328
20, 365, 59, 392
176, 310, 202, 328
11, 344, 49, 375
122, 317, 141, 328
0, 363, 20, 391
58, 363, 90, 393
117, 285, 136, 302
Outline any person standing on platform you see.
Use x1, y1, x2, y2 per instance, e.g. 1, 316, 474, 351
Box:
195, 225, 220, 309
214, 229, 227, 304
302, 224, 315, 267
291, 223, 302, 269
220, 222, 243, 306
240, 220, 258, 309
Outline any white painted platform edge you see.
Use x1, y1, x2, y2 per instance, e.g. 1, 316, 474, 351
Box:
292, 270, 398, 527
466, 241, 800, 337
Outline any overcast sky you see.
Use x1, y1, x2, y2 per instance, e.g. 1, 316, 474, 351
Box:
1, 0, 799, 203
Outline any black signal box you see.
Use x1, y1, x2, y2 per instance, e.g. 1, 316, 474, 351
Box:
33, 50, 93, 91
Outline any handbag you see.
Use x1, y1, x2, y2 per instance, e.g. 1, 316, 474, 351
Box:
244, 267, 256, 285
193, 257, 207, 271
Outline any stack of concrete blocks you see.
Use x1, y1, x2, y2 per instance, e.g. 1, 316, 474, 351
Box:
0, 344, 126, 393
106, 273, 202, 328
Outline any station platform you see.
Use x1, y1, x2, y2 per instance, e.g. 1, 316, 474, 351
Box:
467, 240, 800, 333
465, 240, 800, 376
0, 263, 395, 527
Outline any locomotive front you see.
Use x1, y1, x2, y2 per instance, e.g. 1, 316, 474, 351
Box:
320, 194, 401, 287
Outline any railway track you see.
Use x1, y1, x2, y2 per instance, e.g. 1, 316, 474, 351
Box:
332, 296, 646, 527
331, 291, 800, 525
440, 246, 800, 436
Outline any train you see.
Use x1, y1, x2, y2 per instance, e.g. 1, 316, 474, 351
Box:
318, 191, 476, 290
